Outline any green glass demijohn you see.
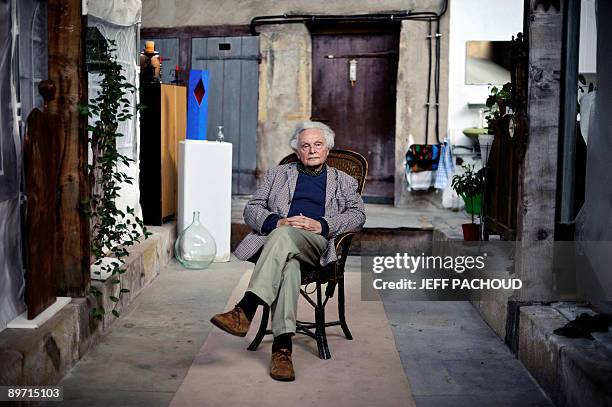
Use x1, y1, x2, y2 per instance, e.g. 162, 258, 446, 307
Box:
175, 211, 217, 269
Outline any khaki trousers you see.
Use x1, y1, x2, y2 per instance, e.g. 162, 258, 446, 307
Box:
247, 226, 328, 337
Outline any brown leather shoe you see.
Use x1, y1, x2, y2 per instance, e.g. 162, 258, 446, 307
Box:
210, 306, 250, 337
270, 349, 295, 381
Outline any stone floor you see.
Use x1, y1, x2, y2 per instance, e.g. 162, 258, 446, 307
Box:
52, 256, 552, 407
50, 201, 551, 406
51, 260, 245, 407
383, 299, 552, 406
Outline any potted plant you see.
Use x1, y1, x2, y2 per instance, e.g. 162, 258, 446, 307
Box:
485, 82, 513, 136
451, 164, 485, 241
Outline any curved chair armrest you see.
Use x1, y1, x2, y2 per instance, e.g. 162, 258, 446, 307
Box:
334, 232, 356, 252
332, 232, 357, 277
320, 232, 358, 298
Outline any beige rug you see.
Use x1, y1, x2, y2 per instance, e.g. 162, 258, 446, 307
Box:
170, 266, 415, 407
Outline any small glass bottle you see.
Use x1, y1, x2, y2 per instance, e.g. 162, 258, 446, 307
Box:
216, 126, 225, 142
175, 211, 217, 269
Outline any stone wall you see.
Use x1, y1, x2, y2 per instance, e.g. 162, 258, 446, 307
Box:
142, 0, 446, 27
395, 18, 449, 206
257, 24, 311, 174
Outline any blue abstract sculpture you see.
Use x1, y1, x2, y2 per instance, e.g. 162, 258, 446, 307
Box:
186, 70, 210, 140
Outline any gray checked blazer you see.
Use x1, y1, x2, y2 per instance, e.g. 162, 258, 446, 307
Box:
234, 162, 366, 266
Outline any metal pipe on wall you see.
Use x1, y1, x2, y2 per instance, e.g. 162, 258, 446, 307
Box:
557, 0, 581, 227
249, 1, 448, 35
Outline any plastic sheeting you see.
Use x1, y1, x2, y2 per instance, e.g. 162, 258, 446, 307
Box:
86, 0, 141, 26
0, 0, 18, 202
0, 198, 25, 332
576, 0, 610, 241
88, 14, 143, 239
0, 0, 25, 332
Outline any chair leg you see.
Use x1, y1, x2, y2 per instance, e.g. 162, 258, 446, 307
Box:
247, 305, 269, 351
315, 283, 331, 359
338, 278, 353, 340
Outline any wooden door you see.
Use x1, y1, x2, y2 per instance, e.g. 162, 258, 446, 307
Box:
483, 34, 527, 241
312, 32, 398, 202
191, 36, 259, 195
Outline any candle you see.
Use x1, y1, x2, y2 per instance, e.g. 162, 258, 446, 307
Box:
145, 41, 155, 53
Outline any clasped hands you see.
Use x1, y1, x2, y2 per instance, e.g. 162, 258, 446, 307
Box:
277, 213, 322, 234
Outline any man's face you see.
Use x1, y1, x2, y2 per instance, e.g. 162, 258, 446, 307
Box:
296, 129, 329, 169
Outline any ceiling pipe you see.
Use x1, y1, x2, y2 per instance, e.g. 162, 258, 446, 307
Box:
249, 0, 448, 35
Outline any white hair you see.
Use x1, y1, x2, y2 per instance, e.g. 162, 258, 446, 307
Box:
289, 121, 335, 152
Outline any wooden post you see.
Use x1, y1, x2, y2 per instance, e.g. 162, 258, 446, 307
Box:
515, 0, 563, 300
47, 0, 90, 296
24, 82, 59, 319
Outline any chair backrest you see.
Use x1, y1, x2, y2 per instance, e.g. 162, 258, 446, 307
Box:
278, 149, 368, 194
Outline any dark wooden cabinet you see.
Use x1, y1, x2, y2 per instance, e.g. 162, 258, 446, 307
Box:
140, 83, 186, 225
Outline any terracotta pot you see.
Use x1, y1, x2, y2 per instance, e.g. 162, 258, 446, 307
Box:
462, 223, 480, 241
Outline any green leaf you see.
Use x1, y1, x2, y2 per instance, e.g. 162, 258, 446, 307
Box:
77, 104, 89, 116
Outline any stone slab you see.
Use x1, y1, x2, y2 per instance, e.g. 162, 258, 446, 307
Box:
7, 297, 72, 329
518, 304, 612, 407
232, 196, 468, 238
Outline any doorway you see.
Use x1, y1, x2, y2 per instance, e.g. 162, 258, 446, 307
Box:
311, 26, 399, 203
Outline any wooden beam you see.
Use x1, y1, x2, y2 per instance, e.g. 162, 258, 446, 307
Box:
140, 25, 252, 38
515, 0, 563, 300
47, 0, 90, 296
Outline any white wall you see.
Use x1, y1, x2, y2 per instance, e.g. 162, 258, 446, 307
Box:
579, 0, 597, 74
448, 0, 523, 147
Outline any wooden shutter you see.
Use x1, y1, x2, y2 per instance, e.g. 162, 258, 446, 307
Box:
191, 36, 259, 195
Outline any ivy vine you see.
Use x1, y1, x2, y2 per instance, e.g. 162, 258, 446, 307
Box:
80, 40, 151, 320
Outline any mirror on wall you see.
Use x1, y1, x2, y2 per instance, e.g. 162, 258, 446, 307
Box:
465, 41, 512, 85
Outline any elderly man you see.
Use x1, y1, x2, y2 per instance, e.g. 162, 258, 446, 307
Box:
210, 121, 365, 381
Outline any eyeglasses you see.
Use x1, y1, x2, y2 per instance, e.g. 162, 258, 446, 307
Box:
299, 142, 326, 152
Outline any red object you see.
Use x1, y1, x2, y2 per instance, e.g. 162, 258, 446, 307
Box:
193, 79, 205, 104
462, 223, 480, 241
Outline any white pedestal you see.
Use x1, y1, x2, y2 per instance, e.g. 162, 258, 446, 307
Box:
7, 297, 72, 329
178, 140, 232, 262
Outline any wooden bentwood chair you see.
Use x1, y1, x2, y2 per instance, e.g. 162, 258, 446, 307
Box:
246, 149, 368, 360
